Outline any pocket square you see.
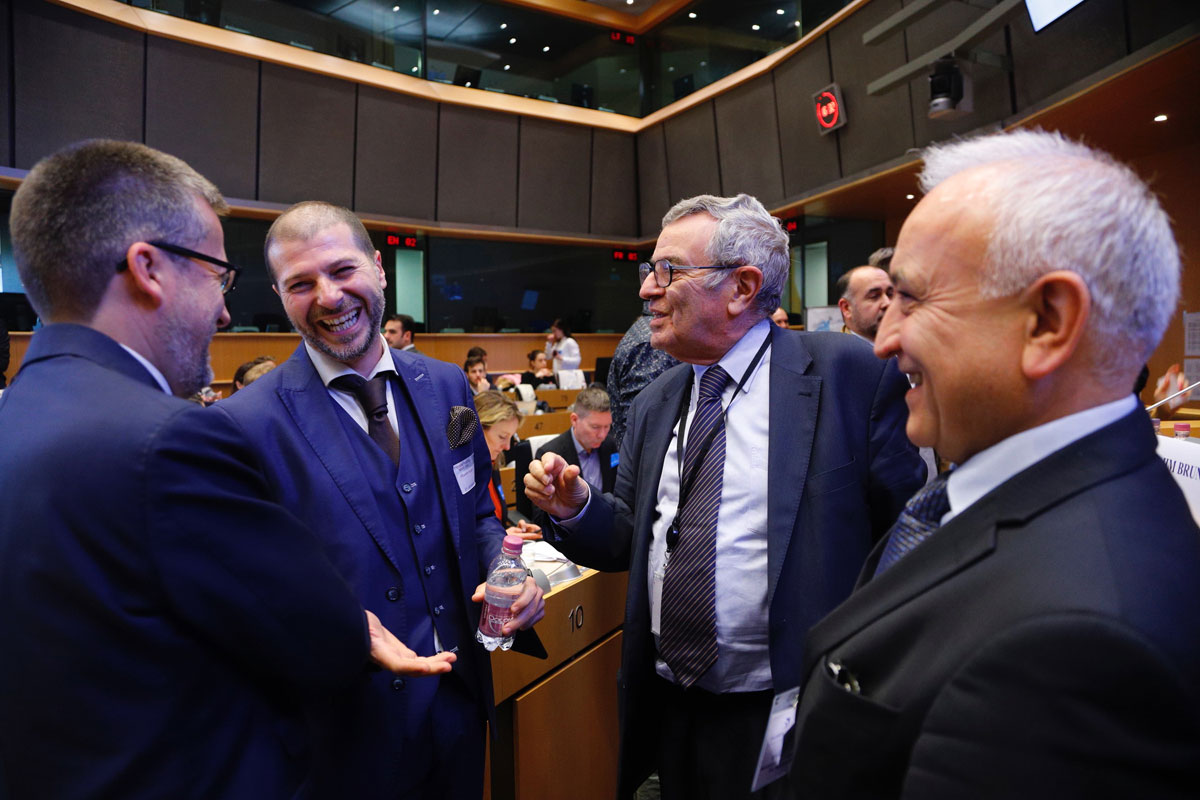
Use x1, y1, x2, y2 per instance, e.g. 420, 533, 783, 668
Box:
447, 406, 479, 449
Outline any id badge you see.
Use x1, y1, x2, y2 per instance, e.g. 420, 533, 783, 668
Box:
750, 686, 799, 792
650, 558, 667, 636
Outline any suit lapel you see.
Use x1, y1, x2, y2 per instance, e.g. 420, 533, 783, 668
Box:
274, 347, 405, 574
766, 328, 820, 606
390, 350, 468, 559
635, 366, 690, 536
803, 408, 1159, 673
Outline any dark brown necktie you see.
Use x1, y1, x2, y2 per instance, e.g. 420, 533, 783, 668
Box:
331, 374, 400, 465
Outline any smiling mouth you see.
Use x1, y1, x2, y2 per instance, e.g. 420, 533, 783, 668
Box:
319, 308, 361, 333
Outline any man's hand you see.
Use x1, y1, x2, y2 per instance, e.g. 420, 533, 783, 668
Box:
523, 451, 589, 519
471, 577, 545, 636
506, 519, 542, 541
365, 610, 456, 674
1155, 363, 1192, 412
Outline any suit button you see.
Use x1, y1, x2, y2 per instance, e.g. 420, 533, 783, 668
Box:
386, 587, 400, 601
433, 604, 443, 616
391, 677, 405, 691
413, 524, 424, 534
402, 483, 414, 493
424, 565, 435, 576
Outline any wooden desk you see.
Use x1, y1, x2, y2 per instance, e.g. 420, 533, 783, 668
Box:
488, 568, 627, 800
517, 411, 570, 439
535, 388, 580, 410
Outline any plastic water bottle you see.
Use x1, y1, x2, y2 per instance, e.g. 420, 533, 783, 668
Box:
476, 535, 527, 652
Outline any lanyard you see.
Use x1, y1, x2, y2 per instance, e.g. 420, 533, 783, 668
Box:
667, 333, 772, 552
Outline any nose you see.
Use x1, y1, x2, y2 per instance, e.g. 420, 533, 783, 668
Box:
315, 276, 344, 308
638, 271, 662, 301
874, 302, 900, 360
217, 301, 232, 330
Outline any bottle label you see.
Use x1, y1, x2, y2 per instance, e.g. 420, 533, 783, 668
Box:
478, 585, 521, 636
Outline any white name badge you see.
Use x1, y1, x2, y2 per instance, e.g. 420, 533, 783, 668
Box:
453, 456, 475, 495
750, 686, 799, 792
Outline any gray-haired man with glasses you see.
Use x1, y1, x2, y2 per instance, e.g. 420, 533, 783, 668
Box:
0, 140, 454, 800
526, 193, 924, 799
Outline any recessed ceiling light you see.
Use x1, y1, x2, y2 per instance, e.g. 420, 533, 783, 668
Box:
752, 24, 760, 30
500, 23, 507, 29
700, 61, 707, 66
668, 66, 675, 72
411, 66, 418, 72
391, 4, 399, 10
793, 20, 800, 27
504, 64, 510, 70
509, 37, 516, 44
906, 194, 915, 200
464, 81, 471, 87
626, 0, 633, 5
688, 12, 697, 18
777, 8, 785, 13
1154, 114, 1168, 122
542, 45, 550, 52
432, 8, 439, 14
619, 68, 626, 73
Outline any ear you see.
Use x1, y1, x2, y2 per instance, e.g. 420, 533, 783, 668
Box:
726, 266, 764, 317
1020, 270, 1090, 381
570, 412, 579, 426
374, 250, 387, 290
837, 297, 851, 318
119, 242, 169, 309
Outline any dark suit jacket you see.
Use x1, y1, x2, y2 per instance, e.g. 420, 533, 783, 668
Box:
0, 324, 369, 800
539, 427, 618, 494
543, 326, 925, 797
791, 409, 1200, 798
213, 344, 516, 797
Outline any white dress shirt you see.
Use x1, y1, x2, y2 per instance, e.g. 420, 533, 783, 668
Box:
647, 319, 774, 692
305, 337, 400, 437
943, 394, 1138, 524
547, 336, 581, 371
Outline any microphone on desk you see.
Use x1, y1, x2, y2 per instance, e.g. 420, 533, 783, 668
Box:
1146, 378, 1200, 413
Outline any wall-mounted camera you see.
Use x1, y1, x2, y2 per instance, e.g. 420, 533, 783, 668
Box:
928, 57, 973, 120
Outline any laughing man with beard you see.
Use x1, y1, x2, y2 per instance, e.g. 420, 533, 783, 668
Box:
211, 201, 544, 800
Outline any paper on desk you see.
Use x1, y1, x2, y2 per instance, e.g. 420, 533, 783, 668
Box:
522, 540, 571, 563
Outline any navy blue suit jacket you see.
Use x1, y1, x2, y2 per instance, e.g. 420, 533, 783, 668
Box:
791, 409, 1200, 798
544, 326, 925, 797
212, 344, 509, 796
0, 324, 370, 800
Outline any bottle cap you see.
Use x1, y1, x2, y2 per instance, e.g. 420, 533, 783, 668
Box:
1174, 422, 1191, 436
501, 534, 525, 555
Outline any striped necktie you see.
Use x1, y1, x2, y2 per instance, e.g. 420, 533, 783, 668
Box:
659, 365, 731, 688
872, 471, 951, 576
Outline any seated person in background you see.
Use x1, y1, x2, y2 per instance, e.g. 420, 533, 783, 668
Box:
240, 359, 276, 387
538, 386, 617, 495
522, 349, 556, 388
545, 318, 581, 371
474, 391, 541, 540
464, 355, 492, 395
770, 306, 789, 328
232, 355, 276, 393
467, 345, 488, 371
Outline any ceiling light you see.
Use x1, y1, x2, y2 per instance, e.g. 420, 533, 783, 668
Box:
619, 68, 626, 73
1154, 114, 1168, 122
432, 8, 439, 14
542, 45, 550, 52
688, 12, 696, 18
626, 0, 633, 4
411, 66, 418, 72
700, 61, 707, 66
777, 8, 785, 13
509, 37, 516, 43
752, 24, 760, 31
503, 64, 511, 70
500, 23, 507, 29
794, 20, 800, 27
464, 81, 471, 87
668, 66, 674, 72
391, 4, 399, 10
906, 194, 915, 200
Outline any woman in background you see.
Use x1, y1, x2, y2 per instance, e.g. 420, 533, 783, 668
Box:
544, 318, 580, 371
522, 350, 556, 388
473, 391, 541, 540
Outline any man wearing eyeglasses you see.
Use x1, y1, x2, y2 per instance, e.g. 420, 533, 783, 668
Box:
526, 193, 924, 799
0, 140, 455, 800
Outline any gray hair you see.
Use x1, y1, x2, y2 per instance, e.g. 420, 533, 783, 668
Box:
10, 139, 227, 322
573, 386, 611, 415
264, 201, 374, 282
661, 193, 790, 317
919, 129, 1179, 378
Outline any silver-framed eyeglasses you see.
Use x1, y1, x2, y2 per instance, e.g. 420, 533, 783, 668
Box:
116, 241, 242, 295
638, 260, 739, 288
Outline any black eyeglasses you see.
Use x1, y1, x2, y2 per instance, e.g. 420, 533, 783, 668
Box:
638, 260, 739, 288
116, 241, 242, 295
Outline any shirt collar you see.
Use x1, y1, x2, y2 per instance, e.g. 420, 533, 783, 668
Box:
119, 344, 172, 395
692, 317, 772, 391
945, 394, 1138, 522
305, 335, 396, 388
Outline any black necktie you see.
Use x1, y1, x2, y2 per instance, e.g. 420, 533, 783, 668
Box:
331, 374, 400, 465
659, 365, 731, 687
